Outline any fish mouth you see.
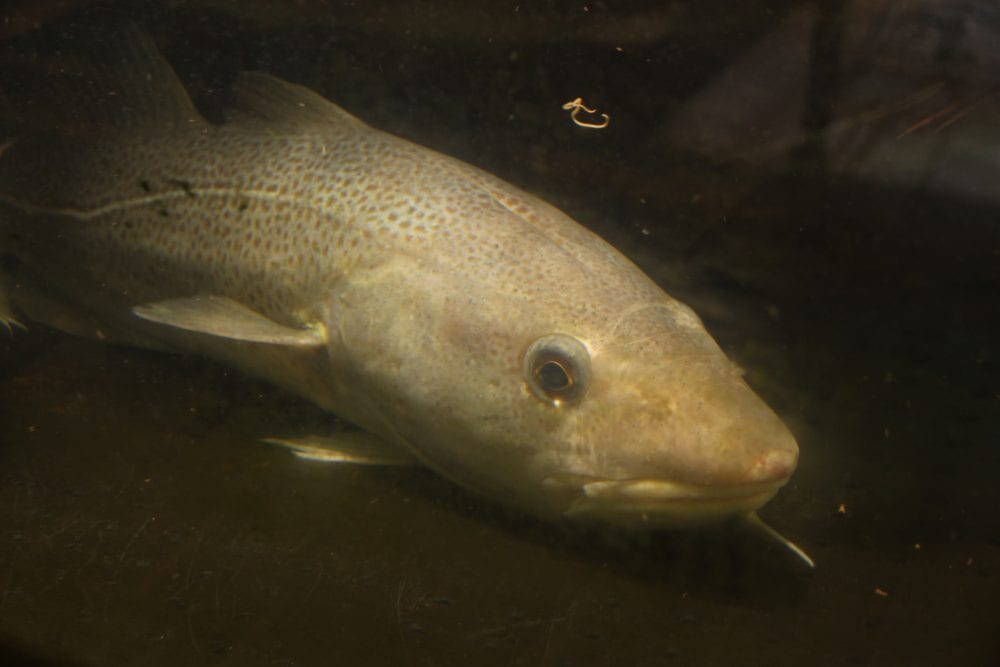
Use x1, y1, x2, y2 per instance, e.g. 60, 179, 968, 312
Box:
542, 474, 788, 528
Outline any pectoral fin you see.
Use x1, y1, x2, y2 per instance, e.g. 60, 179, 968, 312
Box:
263, 431, 418, 466
133, 295, 325, 347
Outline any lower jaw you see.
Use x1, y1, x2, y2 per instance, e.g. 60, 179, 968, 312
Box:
566, 493, 780, 528
545, 476, 786, 528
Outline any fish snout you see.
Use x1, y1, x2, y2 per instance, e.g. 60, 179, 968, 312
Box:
745, 445, 798, 485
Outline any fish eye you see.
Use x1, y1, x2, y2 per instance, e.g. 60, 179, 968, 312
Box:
524, 334, 591, 406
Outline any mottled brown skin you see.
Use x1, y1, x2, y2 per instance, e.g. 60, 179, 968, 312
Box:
0, 37, 799, 529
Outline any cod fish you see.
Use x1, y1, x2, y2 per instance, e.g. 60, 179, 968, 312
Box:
0, 33, 811, 566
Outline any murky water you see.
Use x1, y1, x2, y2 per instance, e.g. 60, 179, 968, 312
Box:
1, 2, 998, 665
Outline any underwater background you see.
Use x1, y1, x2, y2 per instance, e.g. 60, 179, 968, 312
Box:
1, 1, 997, 664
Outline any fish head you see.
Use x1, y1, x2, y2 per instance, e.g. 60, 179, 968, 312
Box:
333, 248, 799, 529
523, 300, 800, 528
325, 167, 799, 529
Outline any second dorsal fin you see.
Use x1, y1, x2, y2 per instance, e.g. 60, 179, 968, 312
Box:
226, 71, 369, 133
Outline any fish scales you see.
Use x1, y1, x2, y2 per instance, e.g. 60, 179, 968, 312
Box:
0, 31, 811, 565
8, 108, 649, 324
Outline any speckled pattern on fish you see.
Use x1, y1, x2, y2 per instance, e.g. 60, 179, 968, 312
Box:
0, 30, 808, 563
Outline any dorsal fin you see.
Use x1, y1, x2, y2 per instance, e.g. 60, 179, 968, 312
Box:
2, 25, 205, 134
226, 72, 368, 132
100, 26, 205, 130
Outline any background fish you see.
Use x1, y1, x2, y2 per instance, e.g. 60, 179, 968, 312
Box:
0, 30, 808, 563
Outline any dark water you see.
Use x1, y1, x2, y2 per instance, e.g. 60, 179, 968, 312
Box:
1, 1, 998, 665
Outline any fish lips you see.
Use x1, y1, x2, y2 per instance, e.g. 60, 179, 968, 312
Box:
541, 473, 789, 528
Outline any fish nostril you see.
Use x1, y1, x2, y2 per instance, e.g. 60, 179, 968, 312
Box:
747, 447, 798, 483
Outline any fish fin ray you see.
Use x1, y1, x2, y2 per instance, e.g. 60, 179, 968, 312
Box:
263, 432, 418, 466
227, 72, 368, 132
105, 26, 205, 130
0, 27, 205, 209
0, 290, 26, 334
3, 25, 204, 133
132, 295, 325, 347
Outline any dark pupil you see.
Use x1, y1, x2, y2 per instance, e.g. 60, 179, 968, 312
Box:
538, 360, 571, 392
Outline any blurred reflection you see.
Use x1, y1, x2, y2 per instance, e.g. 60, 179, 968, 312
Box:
666, 0, 1000, 202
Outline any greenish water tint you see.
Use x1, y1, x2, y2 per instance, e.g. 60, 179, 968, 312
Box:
1, 2, 998, 665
